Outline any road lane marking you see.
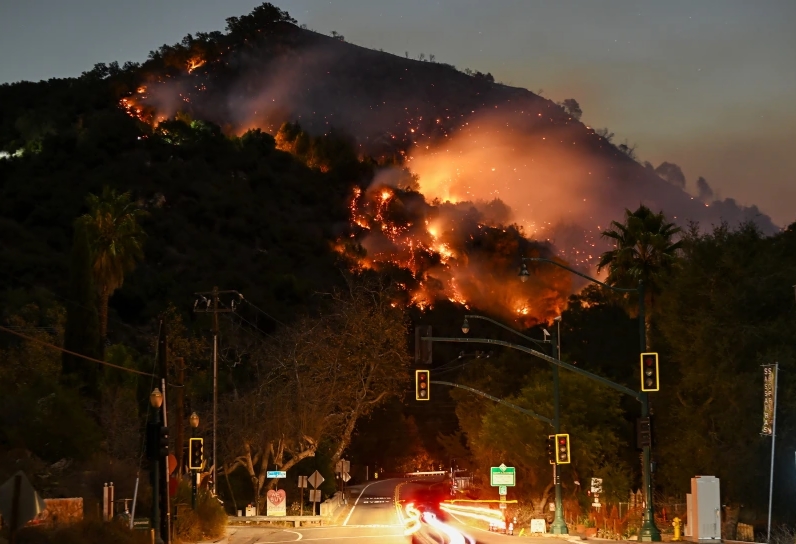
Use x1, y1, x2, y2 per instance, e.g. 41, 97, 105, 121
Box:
343, 480, 380, 526
288, 536, 404, 542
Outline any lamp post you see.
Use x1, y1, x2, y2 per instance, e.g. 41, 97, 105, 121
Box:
150, 388, 164, 544
190, 412, 199, 510
461, 314, 566, 534
520, 258, 661, 541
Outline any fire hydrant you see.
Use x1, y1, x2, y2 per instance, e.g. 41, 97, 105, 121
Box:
672, 517, 682, 541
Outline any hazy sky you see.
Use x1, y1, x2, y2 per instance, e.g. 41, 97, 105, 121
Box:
2, 0, 794, 226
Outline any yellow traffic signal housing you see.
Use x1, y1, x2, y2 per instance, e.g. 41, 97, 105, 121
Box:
554, 434, 570, 464
416, 369, 430, 401
640, 352, 660, 391
188, 437, 204, 470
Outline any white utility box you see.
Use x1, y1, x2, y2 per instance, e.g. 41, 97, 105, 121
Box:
688, 476, 721, 541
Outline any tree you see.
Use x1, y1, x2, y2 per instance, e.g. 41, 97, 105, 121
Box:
62, 219, 101, 391
476, 371, 627, 513
559, 98, 582, 121
219, 276, 410, 511
696, 176, 714, 201
323, 279, 412, 465
597, 205, 682, 345
654, 162, 686, 189
80, 187, 147, 344
654, 222, 796, 509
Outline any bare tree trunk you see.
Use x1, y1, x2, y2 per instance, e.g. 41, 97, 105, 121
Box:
331, 410, 360, 466
224, 469, 238, 514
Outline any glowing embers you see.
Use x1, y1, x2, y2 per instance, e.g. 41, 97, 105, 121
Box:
187, 57, 206, 73
338, 183, 571, 324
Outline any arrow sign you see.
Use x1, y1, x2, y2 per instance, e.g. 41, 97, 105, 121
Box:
266, 471, 286, 479
342, 472, 351, 483
308, 470, 324, 488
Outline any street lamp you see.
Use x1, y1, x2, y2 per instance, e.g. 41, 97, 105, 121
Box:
190, 412, 199, 510
150, 388, 164, 544
519, 263, 530, 282
520, 256, 661, 541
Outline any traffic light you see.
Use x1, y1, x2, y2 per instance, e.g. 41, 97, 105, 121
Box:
555, 434, 570, 464
640, 352, 660, 391
636, 417, 652, 449
415, 369, 430, 401
189, 438, 204, 470
546, 435, 556, 465
158, 426, 170, 457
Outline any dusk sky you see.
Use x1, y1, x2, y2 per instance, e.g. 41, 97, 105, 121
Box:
2, 0, 794, 226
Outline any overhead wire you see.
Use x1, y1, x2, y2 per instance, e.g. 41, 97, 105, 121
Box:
0, 324, 154, 377
241, 297, 286, 327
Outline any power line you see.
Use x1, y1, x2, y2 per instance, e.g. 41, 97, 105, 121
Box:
0, 324, 154, 377
241, 298, 286, 327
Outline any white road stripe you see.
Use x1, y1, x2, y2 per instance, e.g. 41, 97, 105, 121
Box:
343, 481, 380, 526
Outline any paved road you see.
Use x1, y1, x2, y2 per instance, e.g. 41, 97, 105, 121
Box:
228, 478, 407, 543
226, 476, 558, 544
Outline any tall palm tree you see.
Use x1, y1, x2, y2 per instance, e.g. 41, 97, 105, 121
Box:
81, 187, 147, 343
597, 205, 682, 345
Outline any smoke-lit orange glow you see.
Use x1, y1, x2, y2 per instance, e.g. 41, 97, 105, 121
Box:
187, 57, 206, 73
405, 110, 609, 270
337, 180, 571, 325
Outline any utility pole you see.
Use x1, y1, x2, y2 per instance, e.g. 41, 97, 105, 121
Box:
550, 316, 567, 534
193, 287, 239, 495
158, 324, 172, 544
176, 358, 185, 477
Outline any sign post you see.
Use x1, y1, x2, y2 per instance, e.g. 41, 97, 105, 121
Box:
298, 476, 308, 517
762, 363, 779, 543
308, 470, 325, 516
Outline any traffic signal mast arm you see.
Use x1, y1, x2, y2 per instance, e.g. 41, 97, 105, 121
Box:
424, 336, 641, 402
432, 380, 553, 426
463, 314, 549, 350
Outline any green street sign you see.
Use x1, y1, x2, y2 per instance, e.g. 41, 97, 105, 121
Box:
498, 485, 507, 496
132, 518, 150, 530
490, 464, 516, 487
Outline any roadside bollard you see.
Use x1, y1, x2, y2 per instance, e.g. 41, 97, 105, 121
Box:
672, 517, 682, 541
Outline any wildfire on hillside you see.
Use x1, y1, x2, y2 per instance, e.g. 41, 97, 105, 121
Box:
337, 182, 572, 326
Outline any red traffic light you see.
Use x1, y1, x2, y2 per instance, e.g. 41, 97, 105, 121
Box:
415, 370, 430, 401
640, 353, 660, 392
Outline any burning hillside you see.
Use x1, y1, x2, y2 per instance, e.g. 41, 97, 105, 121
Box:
112, 3, 778, 321
338, 182, 571, 325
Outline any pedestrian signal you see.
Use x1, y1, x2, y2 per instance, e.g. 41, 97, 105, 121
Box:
189, 437, 204, 470
636, 417, 652, 449
158, 426, 170, 457
547, 435, 556, 465
416, 369, 430, 401
555, 434, 570, 464
640, 352, 659, 391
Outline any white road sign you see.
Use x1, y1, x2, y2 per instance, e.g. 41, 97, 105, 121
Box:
308, 470, 325, 489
